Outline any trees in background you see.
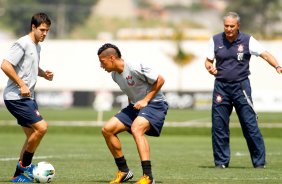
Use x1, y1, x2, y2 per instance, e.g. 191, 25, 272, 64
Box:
0, 0, 97, 38
226, 0, 282, 38
1, 0, 282, 39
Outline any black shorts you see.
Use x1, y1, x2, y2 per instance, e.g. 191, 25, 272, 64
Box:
4, 99, 43, 127
115, 101, 168, 137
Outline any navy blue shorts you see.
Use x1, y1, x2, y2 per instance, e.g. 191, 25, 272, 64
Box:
115, 101, 168, 137
4, 99, 43, 127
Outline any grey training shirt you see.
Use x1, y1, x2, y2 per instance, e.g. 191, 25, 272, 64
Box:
112, 61, 166, 104
3, 35, 41, 100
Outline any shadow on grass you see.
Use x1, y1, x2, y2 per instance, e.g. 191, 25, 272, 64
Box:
89, 180, 163, 183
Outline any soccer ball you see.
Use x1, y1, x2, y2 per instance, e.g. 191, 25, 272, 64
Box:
32, 161, 55, 183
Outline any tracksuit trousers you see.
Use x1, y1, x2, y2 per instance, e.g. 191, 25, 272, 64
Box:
211, 78, 266, 167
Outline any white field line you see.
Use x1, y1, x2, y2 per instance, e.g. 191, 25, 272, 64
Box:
0, 154, 87, 161
234, 152, 282, 157
1, 152, 281, 162
1, 120, 282, 128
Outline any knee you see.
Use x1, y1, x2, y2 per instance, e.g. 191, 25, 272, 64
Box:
101, 125, 112, 137
101, 126, 107, 136
37, 125, 48, 137
131, 126, 142, 138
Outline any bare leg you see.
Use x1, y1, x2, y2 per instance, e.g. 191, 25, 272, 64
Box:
13, 120, 48, 178
131, 116, 151, 161
131, 116, 154, 181
101, 117, 129, 158
20, 120, 48, 162
24, 120, 48, 153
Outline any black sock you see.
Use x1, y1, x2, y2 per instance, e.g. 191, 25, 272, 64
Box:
13, 160, 22, 177
22, 151, 34, 167
142, 160, 153, 180
115, 156, 129, 172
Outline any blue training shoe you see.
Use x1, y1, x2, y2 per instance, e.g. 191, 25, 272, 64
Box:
17, 161, 35, 179
11, 173, 33, 183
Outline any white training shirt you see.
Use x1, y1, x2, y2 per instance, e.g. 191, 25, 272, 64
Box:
3, 35, 41, 100
111, 61, 166, 104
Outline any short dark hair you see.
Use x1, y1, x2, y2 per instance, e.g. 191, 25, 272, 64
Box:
30, 12, 51, 31
97, 43, 122, 58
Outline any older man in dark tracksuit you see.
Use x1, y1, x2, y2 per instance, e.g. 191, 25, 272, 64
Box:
205, 12, 282, 169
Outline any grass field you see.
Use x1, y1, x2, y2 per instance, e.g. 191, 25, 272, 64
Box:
1, 107, 282, 124
0, 108, 282, 184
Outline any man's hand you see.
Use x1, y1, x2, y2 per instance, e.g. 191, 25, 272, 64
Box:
20, 85, 31, 97
275, 66, 282, 74
44, 70, 54, 81
133, 100, 148, 110
207, 65, 218, 75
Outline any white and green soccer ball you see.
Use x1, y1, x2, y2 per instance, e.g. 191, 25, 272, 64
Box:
32, 161, 55, 183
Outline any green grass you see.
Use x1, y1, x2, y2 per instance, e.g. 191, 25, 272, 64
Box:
1, 107, 282, 123
0, 126, 282, 184
0, 108, 282, 183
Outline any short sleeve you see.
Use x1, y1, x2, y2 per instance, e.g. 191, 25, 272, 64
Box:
206, 38, 215, 60
5, 42, 25, 66
134, 63, 158, 85
249, 36, 265, 56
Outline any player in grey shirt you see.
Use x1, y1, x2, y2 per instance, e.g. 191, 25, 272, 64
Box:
3, 34, 41, 100
98, 43, 168, 184
112, 59, 166, 104
1, 12, 53, 182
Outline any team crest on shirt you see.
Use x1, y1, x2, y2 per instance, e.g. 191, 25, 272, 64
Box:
237, 44, 244, 52
216, 94, 223, 103
126, 76, 135, 86
237, 44, 244, 61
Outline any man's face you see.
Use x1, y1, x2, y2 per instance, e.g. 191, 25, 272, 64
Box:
224, 17, 239, 40
32, 23, 50, 43
98, 54, 114, 73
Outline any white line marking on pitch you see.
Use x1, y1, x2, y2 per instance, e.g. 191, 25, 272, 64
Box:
0, 154, 87, 161
0, 155, 56, 161
235, 152, 282, 157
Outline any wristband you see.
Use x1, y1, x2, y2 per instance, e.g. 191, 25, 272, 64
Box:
275, 66, 281, 70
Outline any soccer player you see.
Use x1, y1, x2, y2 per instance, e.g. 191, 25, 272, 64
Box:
1, 12, 53, 182
205, 12, 282, 169
98, 43, 168, 184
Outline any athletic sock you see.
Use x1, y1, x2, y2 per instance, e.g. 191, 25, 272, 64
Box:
115, 156, 129, 172
141, 160, 153, 180
22, 151, 34, 167
13, 160, 22, 178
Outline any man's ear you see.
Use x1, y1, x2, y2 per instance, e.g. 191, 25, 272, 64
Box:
31, 24, 36, 31
110, 55, 115, 61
